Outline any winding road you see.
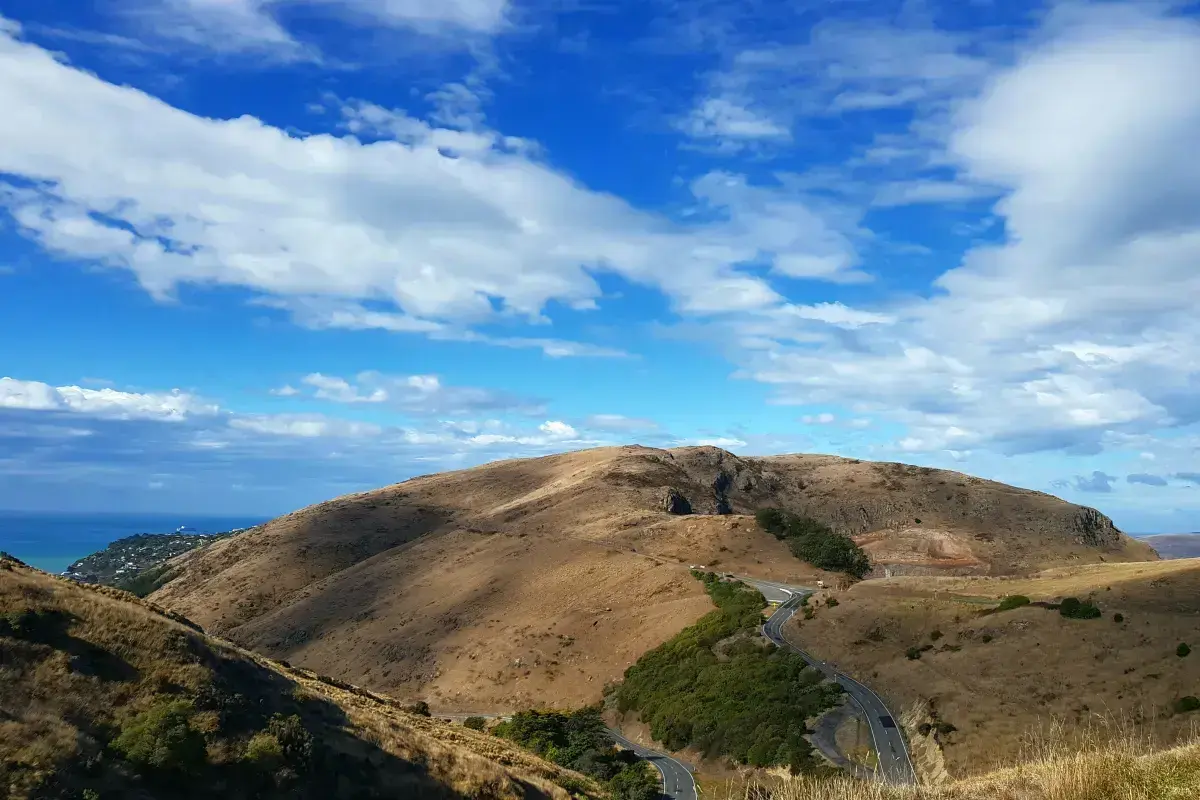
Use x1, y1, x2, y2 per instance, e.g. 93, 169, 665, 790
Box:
607, 729, 697, 800
742, 576, 917, 785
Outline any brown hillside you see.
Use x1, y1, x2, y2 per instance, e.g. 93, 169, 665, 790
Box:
0, 557, 601, 800
150, 446, 1154, 712
782, 558, 1200, 780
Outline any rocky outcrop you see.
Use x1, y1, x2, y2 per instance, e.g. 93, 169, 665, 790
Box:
662, 488, 692, 515
1070, 506, 1122, 547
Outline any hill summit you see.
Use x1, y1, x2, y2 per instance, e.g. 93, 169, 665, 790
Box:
150, 446, 1155, 711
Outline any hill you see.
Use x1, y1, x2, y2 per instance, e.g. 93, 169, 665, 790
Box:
149, 445, 1155, 712
781, 558, 1200, 780
0, 556, 601, 800
1139, 534, 1200, 559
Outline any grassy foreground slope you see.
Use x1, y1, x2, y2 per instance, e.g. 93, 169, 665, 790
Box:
720, 731, 1200, 799
0, 557, 600, 800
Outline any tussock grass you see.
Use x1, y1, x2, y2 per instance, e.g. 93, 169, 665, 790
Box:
718, 721, 1200, 800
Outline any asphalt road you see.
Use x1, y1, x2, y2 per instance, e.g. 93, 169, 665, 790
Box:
607, 728, 698, 800
746, 579, 917, 785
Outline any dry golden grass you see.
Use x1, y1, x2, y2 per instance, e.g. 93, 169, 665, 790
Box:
0, 558, 600, 799
718, 723, 1200, 800
150, 446, 1152, 712
785, 559, 1200, 780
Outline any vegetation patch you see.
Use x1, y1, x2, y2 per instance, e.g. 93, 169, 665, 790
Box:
996, 595, 1031, 612
493, 707, 658, 800
614, 571, 843, 773
1058, 597, 1102, 620
754, 509, 871, 578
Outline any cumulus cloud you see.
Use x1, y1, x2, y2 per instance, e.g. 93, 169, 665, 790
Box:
1127, 473, 1168, 487
0, 377, 217, 421
0, 22, 868, 359
736, 4, 1200, 457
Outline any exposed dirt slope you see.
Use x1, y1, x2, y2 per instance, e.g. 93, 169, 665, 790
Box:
151, 446, 1154, 711
0, 557, 599, 800
783, 558, 1200, 780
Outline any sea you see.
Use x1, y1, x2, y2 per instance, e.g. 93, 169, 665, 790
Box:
0, 510, 272, 575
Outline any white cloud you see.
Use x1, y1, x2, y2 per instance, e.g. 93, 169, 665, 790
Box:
0, 376, 217, 421
229, 413, 382, 438
121, 0, 511, 56
0, 27, 867, 357
801, 413, 836, 425
680, 97, 790, 148
684, 437, 748, 449
270, 384, 300, 397
286, 371, 543, 415
733, 4, 1200, 458
781, 302, 894, 329
538, 420, 576, 439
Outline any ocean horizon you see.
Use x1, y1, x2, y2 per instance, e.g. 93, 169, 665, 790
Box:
0, 510, 272, 575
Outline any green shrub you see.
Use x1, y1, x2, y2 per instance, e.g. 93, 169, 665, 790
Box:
1174, 696, 1200, 714
111, 699, 207, 774
981, 634, 993, 643
266, 713, 313, 770
930, 630, 943, 641
825, 597, 839, 608
1059, 597, 1102, 620
116, 564, 176, 598
754, 508, 788, 539
1177, 643, 1191, 658
463, 716, 488, 731
935, 722, 957, 735
404, 701, 431, 717
1114, 613, 1124, 623
244, 732, 284, 768
608, 761, 660, 800
614, 574, 840, 773
917, 723, 933, 736
996, 595, 1031, 612
754, 508, 871, 578
906, 647, 923, 660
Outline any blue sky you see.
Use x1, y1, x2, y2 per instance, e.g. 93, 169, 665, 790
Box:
0, 0, 1198, 531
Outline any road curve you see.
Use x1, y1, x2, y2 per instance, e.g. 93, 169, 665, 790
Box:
607, 729, 698, 800
748, 581, 917, 785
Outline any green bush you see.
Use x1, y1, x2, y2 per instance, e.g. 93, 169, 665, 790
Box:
754, 508, 788, 539
825, 597, 839, 607
935, 722, 957, 735
1114, 613, 1124, 623
608, 761, 660, 800
981, 634, 993, 643
905, 647, 923, 660
996, 595, 1031, 612
111, 699, 207, 774
929, 630, 943, 641
266, 713, 313, 770
494, 706, 658, 797
753, 508, 871, 578
1174, 696, 1200, 714
244, 732, 284, 768
1177, 643, 1191, 658
1059, 597, 1102, 620
463, 716, 488, 731
116, 564, 176, 598
615, 574, 841, 773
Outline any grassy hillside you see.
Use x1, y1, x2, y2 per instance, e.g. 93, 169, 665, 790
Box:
717, 728, 1200, 800
0, 556, 601, 800
146, 446, 1155, 713
782, 558, 1200, 779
